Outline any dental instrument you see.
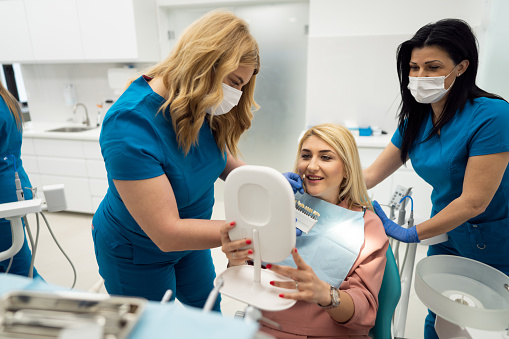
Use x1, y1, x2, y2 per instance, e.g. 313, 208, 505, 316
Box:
380, 185, 448, 339
393, 194, 417, 339
160, 289, 173, 305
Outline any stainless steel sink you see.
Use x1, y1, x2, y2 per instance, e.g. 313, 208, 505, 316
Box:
46, 126, 97, 133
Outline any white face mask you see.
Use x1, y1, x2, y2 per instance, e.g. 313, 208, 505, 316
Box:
407, 67, 457, 104
206, 83, 243, 116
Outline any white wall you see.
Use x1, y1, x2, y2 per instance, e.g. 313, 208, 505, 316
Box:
478, 0, 509, 100
306, 0, 491, 134
21, 63, 150, 123
17, 0, 508, 133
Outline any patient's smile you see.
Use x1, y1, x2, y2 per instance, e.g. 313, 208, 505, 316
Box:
298, 135, 345, 205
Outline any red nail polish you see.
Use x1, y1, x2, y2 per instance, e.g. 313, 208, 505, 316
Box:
230, 221, 235, 226
248, 250, 253, 254
266, 264, 272, 269
294, 248, 298, 253
270, 281, 275, 286
246, 239, 252, 245
279, 294, 284, 298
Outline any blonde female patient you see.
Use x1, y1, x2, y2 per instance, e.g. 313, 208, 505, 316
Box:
221, 123, 389, 338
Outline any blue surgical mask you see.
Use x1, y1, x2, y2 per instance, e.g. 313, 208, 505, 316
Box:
408, 66, 457, 104
206, 83, 243, 116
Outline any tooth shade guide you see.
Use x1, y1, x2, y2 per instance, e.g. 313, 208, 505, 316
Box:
295, 199, 320, 233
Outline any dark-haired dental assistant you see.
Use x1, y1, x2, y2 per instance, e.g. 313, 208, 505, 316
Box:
363, 18, 509, 339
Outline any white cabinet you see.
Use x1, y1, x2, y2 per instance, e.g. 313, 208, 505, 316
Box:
77, 0, 159, 62
24, 0, 84, 61
358, 144, 433, 220
0, 0, 160, 63
0, 0, 34, 62
21, 137, 108, 214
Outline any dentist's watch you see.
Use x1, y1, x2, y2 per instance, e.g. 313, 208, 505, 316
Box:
318, 285, 340, 309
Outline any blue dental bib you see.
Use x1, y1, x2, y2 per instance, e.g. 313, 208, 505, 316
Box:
276, 193, 365, 288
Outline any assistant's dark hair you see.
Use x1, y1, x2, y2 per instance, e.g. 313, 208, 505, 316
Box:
396, 18, 505, 163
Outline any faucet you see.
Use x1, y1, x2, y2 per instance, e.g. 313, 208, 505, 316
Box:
73, 103, 90, 127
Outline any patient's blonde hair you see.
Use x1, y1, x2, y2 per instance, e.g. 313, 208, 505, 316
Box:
0, 81, 23, 130
143, 10, 260, 157
293, 123, 373, 211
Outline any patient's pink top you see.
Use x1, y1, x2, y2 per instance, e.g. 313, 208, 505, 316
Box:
260, 202, 389, 338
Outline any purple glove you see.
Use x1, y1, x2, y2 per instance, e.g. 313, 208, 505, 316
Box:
283, 172, 304, 194
372, 200, 420, 243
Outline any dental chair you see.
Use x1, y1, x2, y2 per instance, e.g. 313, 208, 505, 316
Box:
369, 244, 401, 339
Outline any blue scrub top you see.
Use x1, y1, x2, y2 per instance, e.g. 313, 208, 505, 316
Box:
392, 97, 509, 223
0, 96, 33, 257
0, 96, 32, 204
92, 76, 227, 264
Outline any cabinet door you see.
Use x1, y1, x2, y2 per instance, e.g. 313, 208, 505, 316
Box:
33, 138, 84, 158
24, 0, 84, 61
0, 0, 34, 62
76, 0, 138, 60
37, 156, 88, 177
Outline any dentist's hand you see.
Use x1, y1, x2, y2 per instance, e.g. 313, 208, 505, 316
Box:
372, 200, 420, 243
283, 172, 304, 194
220, 221, 253, 267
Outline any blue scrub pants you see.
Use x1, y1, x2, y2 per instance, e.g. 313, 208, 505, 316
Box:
423, 222, 509, 339
93, 225, 221, 311
0, 219, 42, 278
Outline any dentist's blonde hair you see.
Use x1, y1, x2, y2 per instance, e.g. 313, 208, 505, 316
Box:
141, 10, 260, 157
293, 123, 373, 211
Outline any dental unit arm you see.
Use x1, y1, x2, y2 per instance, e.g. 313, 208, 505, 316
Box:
383, 186, 448, 338
0, 199, 42, 262
2, 154, 68, 277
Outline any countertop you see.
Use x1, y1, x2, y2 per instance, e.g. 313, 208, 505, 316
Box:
22, 121, 392, 147
355, 134, 391, 148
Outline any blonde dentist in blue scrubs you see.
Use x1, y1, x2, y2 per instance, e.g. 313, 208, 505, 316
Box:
92, 11, 259, 312
363, 19, 509, 339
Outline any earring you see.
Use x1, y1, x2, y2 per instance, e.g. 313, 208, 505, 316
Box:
458, 73, 461, 76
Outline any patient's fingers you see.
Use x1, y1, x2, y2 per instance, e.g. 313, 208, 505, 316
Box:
291, 248, 310, 271
269, 279, 298, 290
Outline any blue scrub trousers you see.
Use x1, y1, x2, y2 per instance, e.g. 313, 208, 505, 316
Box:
93, 225, 221, 311
0, 219, 42, 278
423, 223, 509, 339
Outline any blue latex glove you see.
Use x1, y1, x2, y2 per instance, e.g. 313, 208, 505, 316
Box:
283, 172, 304, 194
372, 200, 420, 243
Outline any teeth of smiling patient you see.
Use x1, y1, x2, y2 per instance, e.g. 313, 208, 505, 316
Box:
307, 176, 323, 180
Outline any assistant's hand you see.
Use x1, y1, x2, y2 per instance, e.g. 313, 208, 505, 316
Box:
372, 200, 420, 243
283, 172, 304, 194
220, 221, 253, 267
267, 248, 331, 305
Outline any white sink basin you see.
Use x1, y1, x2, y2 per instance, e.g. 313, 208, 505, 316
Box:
415, 255, 509, 331
46, 126, 97, 132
